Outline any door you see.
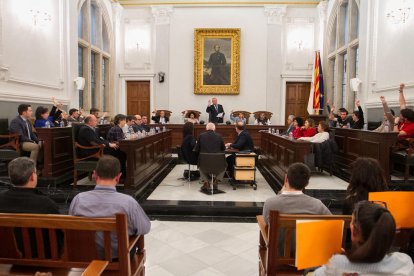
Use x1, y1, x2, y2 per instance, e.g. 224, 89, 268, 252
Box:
127, 81, 150, 118
285, 82, 311, 125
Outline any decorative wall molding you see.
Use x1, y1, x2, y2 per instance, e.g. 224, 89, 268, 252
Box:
264, 5, 287, 25
0, 91, 70, 104
7, 77, 64, 90
151, 6, 173, 25
317, 0, 328, 21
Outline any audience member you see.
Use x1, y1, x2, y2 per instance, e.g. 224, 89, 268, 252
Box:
351, 99, 364, 129
141, 115, 150, 132
181, 122, 198, 166
124, 115, 136, 134
342, 157, 388, 215
292, 117, 304, 139
225, 122, 254, 177
330, 106, 353, 128
182, 111, 200, 124
90, 107, 100, 118
194, 122, 226, 191
67, 108, 84, 123
132, 115, 145, 132
314, 201, 414, 276
394, 85, 414, 139
206, 97, 225, 124
9, 104, 41, 163
373, 96, 395, 132
285, 114, 295, 135
34, 98, 63, 128
151, 110, 169, 124
69, 155, 151, 259
107, 114, 126, 142
301, 118, 317, 137
263, 162, 331, 225
230, 111, 247, 124
299, 121, 330, 143
254, 112, 271, 125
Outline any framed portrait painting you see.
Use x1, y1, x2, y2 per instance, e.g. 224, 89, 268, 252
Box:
194, 28, 240, 95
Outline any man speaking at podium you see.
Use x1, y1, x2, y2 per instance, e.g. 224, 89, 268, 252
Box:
206, 97, 225, 124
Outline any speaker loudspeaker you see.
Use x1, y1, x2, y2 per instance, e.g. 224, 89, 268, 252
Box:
74, 77, 85, 90
350, 78, 362, 92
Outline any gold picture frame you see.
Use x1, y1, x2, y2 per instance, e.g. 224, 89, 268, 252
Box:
194, 28, 240, 95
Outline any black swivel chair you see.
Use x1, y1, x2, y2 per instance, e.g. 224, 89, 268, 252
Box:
198, 152, 227, 195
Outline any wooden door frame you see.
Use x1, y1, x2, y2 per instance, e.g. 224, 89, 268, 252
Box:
119, 74, 155, 114
281, 76, 312, 124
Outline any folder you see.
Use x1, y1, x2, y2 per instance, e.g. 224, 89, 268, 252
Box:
368, 191, 414, 228
296, 220, 344, 270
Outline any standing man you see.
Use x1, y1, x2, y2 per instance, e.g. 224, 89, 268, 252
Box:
69, 155, 151, 259
206, 97, 225, 124
194, 123, 226, 191
206, 44, 229, 85
9, 104, 41, 163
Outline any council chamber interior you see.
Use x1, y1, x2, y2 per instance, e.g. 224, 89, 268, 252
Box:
0, 0, 413, 275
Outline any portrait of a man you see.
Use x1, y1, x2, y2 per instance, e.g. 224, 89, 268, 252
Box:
203, 40, 231, 85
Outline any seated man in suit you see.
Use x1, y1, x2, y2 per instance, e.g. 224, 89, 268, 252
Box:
206, 97, 225, 124
194, 123, 226, 191
141, 115, 150, 132
225, 122, 254, 177
151, 110, 169, 124
9, 104, 41, 163
67, 108, 84, 123
132, 115, 145, 133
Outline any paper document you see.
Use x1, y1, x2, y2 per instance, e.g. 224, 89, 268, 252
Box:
216, 113, 224, 118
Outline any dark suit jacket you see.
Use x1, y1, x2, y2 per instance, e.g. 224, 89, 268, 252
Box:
151, 116, 169, 124
231, 130, 254, 152
77, 125, 108, 157
206, 104, 225, 124
9, 116, 39, 143
194, 130, 225, 154
132, 124, 145, 133
181, 134, 198, 165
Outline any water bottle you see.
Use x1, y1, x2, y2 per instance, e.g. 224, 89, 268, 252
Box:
45, 121, 51, 128
276, 129, 280, 135
100, 118, 104, 125
268, 128, 271, 133
128, 126, 134, 134
346, 122, 351, 128
60, 120, 65, 127
288, 132, 293, 140
163, 126, 166, 132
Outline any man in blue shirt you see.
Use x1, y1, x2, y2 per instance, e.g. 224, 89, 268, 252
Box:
69, 155, 151, 259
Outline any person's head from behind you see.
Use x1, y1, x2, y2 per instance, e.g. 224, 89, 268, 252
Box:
213, 45, 220, 52
84, 115, 98, 127
294, 117, 304, 128
18, 104, 33, 119
206, 122, 216, 131
182, 122, 194, 137
35, 106, 49, 120
318, 121, 329, 133
287, 115, 295, 125
400, 108, 414, 123
114, 114, 127, 128
348, 157, 387, 200
69, 108, 79, 118
235, 121, 245, 133
212, 97, 218, 105
90, 108, 99, 118
126, 115, 135, 126
347, 201, 395, 263
8, 157, 37, 188
339, 108, 349, 120
304, 118, 315, 129
284, 163, 310, 190
94, 155, 121, 184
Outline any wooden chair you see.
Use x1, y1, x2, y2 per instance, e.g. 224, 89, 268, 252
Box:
0, 213, 145, 276
253, 111, 273, 121
391, 138, 414, 185
72, 123, 104, 187
231, 111, 251, 124
153, 110, 172, 118
182, 110, 201, 119
257, 210, 351, 276
0, 133, 20, 165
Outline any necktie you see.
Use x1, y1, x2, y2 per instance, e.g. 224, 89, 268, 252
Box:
215, 105, 218, 111
25, 121, 31, 139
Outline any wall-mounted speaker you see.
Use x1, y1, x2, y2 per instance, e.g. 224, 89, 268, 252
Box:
74, 77, 85, 90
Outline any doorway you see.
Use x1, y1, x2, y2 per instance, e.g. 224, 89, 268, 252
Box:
126, 81, 150, 118
285, 82, 311, 125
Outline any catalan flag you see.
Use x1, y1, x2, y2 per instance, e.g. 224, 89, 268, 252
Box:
307, 51, 325, 115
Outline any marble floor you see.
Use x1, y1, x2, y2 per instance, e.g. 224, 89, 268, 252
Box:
147, 164, 348, 202
146, 220, 259, 276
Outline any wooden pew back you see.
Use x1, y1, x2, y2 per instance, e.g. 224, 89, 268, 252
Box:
0, 213, 145, 276
257, 210, 352, 275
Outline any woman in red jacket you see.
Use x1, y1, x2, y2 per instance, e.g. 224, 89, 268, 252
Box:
301, 118, 317, 137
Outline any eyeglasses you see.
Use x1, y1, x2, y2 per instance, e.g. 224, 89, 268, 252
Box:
353, 200, 388, 227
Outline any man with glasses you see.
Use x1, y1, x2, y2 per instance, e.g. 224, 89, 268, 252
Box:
133, 114, 145, 133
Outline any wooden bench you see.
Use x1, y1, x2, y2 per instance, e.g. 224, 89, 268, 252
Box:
0, 213, 145, 276
257, 210, 352, 276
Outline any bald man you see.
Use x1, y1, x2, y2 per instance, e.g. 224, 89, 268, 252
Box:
194, 123, 226, 190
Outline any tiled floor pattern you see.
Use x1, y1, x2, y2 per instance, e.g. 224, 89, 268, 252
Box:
146, 220, 259, 276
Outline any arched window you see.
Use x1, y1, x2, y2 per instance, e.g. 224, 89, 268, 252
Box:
325, 0, 359, 111
78, 0, 111, 112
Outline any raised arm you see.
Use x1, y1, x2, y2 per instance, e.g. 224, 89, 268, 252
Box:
380, 96, 394, 125
399, 83, 406, 109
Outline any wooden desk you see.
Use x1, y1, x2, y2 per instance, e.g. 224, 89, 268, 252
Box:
333, 128, 398, 181
36, 127, 74, 179
160, 124, 286, 148
119, 130, 172, 189
260, 132, 312, 181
